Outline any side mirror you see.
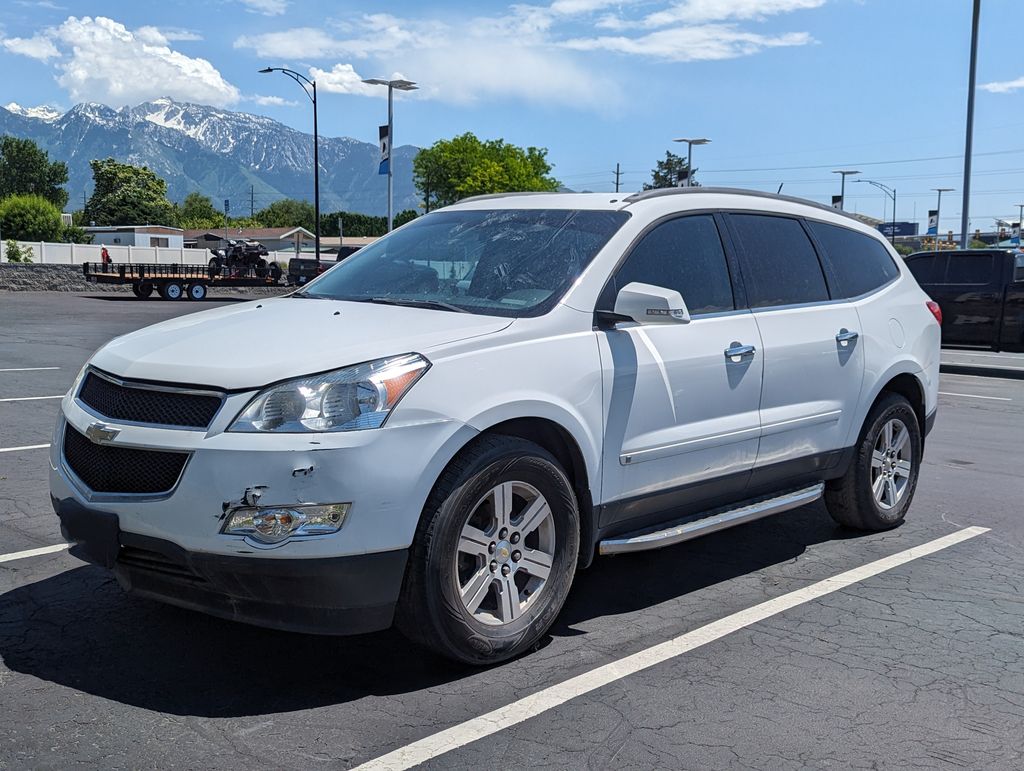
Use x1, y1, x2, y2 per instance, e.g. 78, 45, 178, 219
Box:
612, 281, 691, 325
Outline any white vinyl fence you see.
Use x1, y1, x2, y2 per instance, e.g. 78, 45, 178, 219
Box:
1, 241, 295, 267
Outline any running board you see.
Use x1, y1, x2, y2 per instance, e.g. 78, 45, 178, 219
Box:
598, 483, 825, 556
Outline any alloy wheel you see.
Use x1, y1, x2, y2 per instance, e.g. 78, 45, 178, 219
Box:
871, 417, 912, 510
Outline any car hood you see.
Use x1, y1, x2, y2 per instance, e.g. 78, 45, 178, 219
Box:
90, 297, 514, 390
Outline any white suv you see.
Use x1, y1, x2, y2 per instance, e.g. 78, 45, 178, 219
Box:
51, 189, 941, 664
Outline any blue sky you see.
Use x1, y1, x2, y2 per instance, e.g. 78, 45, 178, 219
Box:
1, 0, 1023, 232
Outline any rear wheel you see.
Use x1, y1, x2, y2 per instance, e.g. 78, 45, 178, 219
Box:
208, 257, 222, 279
158, 282, 184, 301
396, 435, 579, 665
136, 282, 153, 299
825, 392, 921, 530
187, 282, 208, 301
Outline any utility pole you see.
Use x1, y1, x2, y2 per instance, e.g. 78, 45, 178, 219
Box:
932, 188, 953, 249
614, 162, 622, 193
250, 186, 255, 219
960, 0, 981, 249
1017, 204, 1024, 246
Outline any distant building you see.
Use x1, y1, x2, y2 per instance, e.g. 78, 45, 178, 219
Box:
84, 225, 184, 249
184, 227, 315, 253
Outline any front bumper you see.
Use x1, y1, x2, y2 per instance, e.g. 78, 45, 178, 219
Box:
53, 494, 408, 635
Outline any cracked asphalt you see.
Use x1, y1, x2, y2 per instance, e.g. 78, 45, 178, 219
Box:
1, 292, 1023, 770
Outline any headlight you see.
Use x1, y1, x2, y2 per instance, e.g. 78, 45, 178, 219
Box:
229, 353, 429, 433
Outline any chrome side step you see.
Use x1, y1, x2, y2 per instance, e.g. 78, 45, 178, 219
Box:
598, 483, 824, 556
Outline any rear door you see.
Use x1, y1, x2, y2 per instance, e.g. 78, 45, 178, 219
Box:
725, 213, 864, 484
937, 252, 1005, 347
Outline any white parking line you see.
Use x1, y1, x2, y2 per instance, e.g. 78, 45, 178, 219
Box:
0, 395, 64, 402
0, 543, 70, 564
0, 443, 50, 453
0, 367, 61, 372
938, 391, 1012, 401
354, 526, 989, 771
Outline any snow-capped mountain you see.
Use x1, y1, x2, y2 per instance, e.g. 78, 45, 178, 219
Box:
0, 98, 418, 215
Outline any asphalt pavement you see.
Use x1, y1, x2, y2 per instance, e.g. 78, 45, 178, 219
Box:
1, 292, 1023, 770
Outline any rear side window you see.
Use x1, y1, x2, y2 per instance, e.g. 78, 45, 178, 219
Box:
609, 214, 735, 314
906, 254, 944, 285
945, 253, 995, 285
729, 214, 829, 308
806, 221, 900, 298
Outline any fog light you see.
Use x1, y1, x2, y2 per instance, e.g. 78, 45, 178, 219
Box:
222, 503, 350, 544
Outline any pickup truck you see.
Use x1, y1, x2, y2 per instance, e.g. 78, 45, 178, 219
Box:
905, 248, 1024, 351
286, 246, 363, 286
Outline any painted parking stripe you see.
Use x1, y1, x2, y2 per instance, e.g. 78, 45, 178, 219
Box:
0, 367, 61, 372
354, 526, 990, 771
938, 391, 1012, 401
0, 443, 50, 453
0, 395, 64, 402
0, 543, 70, 564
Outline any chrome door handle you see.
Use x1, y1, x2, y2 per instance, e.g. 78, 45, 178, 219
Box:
836, 328, 859, 346
724, 343, 756, 360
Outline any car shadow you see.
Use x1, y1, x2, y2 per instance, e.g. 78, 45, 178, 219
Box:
83, 294, 252, 303
0, 502, 865, 718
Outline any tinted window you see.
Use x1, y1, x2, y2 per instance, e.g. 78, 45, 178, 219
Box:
945, 253, 995, 285
807, 221, 900, 298
301, 209, 629, 318
730, 214, 829, 307
906, 254, 944, 285
609, 215, 734, 314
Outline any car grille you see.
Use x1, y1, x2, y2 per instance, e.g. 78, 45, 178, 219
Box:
63, 424, 189, 495
78, 370, 222, 429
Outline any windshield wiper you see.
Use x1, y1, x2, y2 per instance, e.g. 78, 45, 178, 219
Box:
361, 297, 470, 313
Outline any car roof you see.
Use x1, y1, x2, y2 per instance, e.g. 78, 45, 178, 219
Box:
908, 249, 1014, 258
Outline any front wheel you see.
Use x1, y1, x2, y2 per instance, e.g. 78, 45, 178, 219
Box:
825, 392, 922, 531
396, 436, 580, 665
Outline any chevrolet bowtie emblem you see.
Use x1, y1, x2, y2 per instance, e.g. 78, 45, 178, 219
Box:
85, 422, 119, 443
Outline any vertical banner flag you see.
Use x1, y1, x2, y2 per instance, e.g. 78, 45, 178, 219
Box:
1013, 223, 1021, 246
831, 195, 842, 209
927, 210, 938, 236
378, 124, 390, 175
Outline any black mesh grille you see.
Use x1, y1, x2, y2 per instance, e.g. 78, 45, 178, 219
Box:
63, 424, 189, 495
79, 371, 222, 429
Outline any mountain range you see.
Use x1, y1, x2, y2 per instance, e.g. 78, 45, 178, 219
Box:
0, 98, 419, 216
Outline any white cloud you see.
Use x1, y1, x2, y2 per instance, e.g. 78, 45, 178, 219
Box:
234, 27, 334, 58
2, 16, 240, 107
250, 94, 300, 106
237, 0, 288, 16
563, 24, 812, 61
137, 26, 203, 43
309, 63, 380, 96
643, 0, 826, 26
1, 34, 61, 60
981, 76, 1024, 94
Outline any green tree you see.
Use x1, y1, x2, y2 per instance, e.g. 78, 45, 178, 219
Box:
643, 151, 697, 190
177, 192, 225, 229
257, 198, 315, 230
84, 158, 176, 226
413, 132, 560, 209
3, 240, 34, 263
394, 209, 418, 228
0, 136, 69, 209
0, 194, 62, 241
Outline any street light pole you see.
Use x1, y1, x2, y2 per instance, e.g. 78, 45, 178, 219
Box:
960, 0, 981, 249
932, 188, 953, 249
259, 66, 320, 266
856, 179, 898, 246
362, 77, 418, 231
831, 170, 860, 210
1017, 203, 1024, 246
672, 138, 710, 187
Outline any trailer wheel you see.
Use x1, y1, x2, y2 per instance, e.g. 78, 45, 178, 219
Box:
137, 282, 154, 299
187, 282, 208, 301
159, 282, 184, 301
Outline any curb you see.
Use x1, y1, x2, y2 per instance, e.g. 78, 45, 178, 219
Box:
940, 363, 1024, 381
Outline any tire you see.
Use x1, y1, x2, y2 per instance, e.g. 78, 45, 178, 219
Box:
396, 435, 580, 665
255, 258, 269, 278
131, 283, 142, 297
269, 262, 282, 282
208, 257, 222, 279
158, 282, 184, 301
187, 282, 207, 301
136, 282, 154, 299
825, 392, 922, 531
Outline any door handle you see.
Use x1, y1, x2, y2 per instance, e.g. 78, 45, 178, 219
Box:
835, 328, 859, 346
724, 343, 756, 361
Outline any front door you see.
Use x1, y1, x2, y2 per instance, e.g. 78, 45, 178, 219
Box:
598, 214, 763, 527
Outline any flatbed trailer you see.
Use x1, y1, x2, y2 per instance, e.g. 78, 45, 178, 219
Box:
82, 262, 283, 300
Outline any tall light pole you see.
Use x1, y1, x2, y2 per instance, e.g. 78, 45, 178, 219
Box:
831, 170, 860, 210
857, 179, 897, 246
1016, 203, 1024, 246
673, 137, 710, 187
260, 66, 320, 266
932, 188, 954, 249
363, 77, 418, 231
960, 0, 981, 249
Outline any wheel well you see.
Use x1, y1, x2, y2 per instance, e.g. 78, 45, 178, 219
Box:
482, 418, 597, 569
878, 373, 926, 437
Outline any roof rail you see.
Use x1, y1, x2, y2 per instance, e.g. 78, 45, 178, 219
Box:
456, 191, 557, 204
621, 186, 865, 224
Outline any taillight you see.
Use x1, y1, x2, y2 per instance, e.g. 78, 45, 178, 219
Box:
926, 300, 942, 325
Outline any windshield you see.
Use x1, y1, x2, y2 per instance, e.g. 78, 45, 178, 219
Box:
297, 208, 630, 317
